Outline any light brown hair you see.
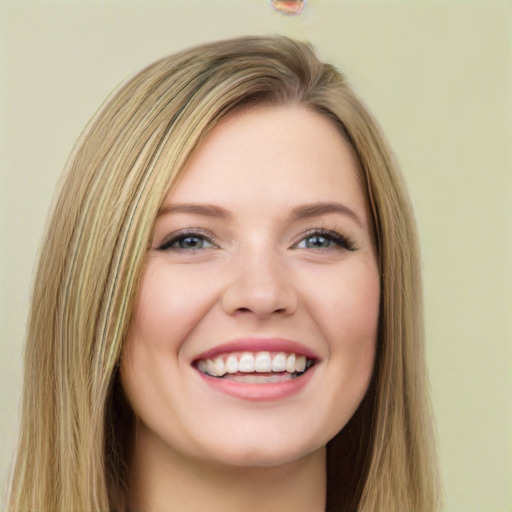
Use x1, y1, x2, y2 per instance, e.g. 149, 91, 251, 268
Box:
7, 35, 441, 511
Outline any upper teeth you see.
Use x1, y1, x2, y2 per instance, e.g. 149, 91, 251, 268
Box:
197, 352, 309, 377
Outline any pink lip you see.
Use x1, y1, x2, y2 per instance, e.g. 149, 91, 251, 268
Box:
196, 365, 317, 402
191, 338, 319, 402
192, 337, 320, 362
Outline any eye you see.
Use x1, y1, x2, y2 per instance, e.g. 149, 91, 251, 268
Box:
157, 231, 216, 251
294, 229, 355, 251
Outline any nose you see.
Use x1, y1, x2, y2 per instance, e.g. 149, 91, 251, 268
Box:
221, 250, 298, 319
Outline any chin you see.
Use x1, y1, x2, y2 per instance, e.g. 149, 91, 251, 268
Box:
206, 444, 323, 470
194, 426, 328, 470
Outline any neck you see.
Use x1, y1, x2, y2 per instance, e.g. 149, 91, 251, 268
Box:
127, 425, 326, 512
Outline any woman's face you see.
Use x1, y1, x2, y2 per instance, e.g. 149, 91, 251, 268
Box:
121, 106, 380, 469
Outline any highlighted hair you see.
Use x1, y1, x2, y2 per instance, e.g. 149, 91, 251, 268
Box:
7, 36, 441, 511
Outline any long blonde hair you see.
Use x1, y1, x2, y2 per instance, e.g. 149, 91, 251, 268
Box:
7, 35, 441, 511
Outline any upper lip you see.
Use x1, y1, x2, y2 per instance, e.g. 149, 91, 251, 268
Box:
192, 338, 320, 362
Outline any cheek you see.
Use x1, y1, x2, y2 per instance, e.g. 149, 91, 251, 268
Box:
311, 261, 379, 409
131, 261, 217, 349
120, 263, 216, 446
121, 262, 215, 410
337, 270, 379, 372
313, 260, 380, 348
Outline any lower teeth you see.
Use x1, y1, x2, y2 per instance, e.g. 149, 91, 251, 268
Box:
205, 370, 306, 382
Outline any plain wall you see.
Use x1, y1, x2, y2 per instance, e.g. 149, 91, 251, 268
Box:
1, 1, 510, 510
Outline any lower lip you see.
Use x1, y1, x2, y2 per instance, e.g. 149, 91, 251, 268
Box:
196, 368, 316, 402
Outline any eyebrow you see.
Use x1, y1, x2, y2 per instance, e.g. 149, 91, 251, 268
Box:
288, 202, 365, 228
157, 201, 364, 227
157, 203, 233, 219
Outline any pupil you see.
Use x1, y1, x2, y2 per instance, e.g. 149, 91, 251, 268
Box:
307, 236, 329, 248
181, 237, 201, 249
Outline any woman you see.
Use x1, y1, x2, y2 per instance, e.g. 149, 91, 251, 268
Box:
7, 36, 441, 511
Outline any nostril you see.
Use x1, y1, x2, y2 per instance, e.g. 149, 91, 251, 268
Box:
235, 306, 287, 315
221, 276, 299, 318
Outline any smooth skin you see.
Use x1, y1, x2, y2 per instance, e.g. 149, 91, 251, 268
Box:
121, 106, 380, 512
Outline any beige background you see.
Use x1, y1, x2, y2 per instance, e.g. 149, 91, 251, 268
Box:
1, 1, 510, 510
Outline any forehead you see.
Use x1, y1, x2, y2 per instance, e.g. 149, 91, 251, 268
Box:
166, 106, 365, 213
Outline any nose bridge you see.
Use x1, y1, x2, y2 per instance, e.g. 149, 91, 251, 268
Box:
221, 241, 298, 318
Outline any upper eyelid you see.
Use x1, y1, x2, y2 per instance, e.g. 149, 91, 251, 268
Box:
295, 227, 346, 239
154, 226, 355, 249
155, 228, 217, 250
293, 228, 356, 249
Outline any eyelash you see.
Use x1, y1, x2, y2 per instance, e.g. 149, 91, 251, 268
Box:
293, 228, 356, 252
157, 229, 217, 252
156, 228, 356, 252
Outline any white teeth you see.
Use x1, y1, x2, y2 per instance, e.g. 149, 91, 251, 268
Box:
213, 357, 226, 376
206, 359, 216, 376
225, 355, 238, 374
197, 351, 313, 378
272, 352, 287, 372
254, 352, 272, 372
295, 355, 306, 373
238, 353, 255, 373
286, 353, 296, 373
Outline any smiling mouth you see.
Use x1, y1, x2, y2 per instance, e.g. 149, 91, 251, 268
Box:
194, 351, 316, 382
